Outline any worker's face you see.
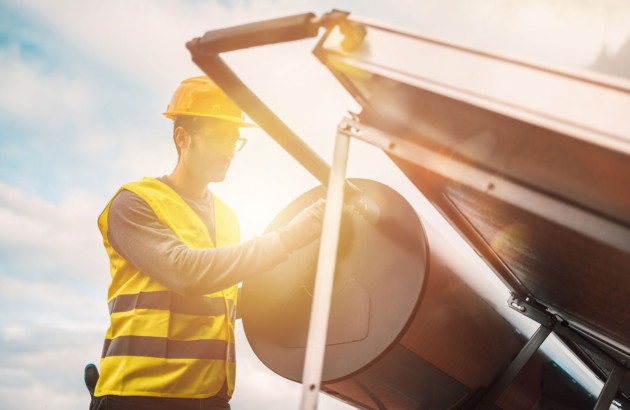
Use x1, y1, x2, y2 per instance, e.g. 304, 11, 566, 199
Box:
180, 120, 240, 183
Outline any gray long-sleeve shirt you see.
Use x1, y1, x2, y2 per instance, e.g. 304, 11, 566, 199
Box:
107, 176, 289, 297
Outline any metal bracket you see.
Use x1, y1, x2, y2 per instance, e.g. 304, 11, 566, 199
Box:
508, 294, 630, 409
508, 294, 556, 328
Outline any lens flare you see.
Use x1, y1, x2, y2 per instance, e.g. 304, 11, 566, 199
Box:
490, 222, 531, 262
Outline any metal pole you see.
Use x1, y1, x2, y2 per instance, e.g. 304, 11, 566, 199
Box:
190, 54, 364, 203
476, 324, 554, 409
190, 53, 334, 187
299, 129, 351, 410
593, 364, 625, 410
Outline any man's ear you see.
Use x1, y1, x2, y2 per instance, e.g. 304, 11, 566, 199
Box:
174, 126, 190, 151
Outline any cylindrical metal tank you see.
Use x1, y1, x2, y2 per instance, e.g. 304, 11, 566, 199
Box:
241, 179, 528, 409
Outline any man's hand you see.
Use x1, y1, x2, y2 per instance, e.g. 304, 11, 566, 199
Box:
276, 198, 326, 253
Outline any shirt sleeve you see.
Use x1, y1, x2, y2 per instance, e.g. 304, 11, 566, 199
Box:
107, 189, 290, 296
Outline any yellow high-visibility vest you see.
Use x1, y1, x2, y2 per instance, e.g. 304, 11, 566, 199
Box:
94, 177, 240, 398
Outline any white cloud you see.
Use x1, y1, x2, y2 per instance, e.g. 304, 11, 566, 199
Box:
72, 124, 176, 191
0, 276, 105, 327
464, 0, 630, 68
0, 326, 102, 410
6, 0, 334, 95
0, 385, 87, 410
0, 46, 94, 126
0, 182, 109, 284
354, 0, 630, 70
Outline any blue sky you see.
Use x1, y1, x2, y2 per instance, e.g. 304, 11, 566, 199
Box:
1, 0, 629, 409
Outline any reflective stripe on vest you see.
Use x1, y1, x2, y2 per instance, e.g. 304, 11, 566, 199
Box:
95, 177, 240, 399
107, 291, 235, 319
101, 336, 236, 362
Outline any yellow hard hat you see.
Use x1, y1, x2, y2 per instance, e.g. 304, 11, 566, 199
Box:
163, 76, 257, 128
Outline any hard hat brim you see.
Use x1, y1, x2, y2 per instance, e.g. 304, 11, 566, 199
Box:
163, 111, 258, 128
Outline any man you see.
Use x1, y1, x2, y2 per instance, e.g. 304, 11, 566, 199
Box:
88, 76, 325, 409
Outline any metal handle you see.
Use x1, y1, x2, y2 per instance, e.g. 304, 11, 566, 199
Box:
187, 13, 319, 55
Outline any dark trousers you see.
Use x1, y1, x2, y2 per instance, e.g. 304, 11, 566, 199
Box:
89, 395, 231, 410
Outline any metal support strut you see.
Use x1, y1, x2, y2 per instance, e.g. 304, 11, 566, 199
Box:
594, 364, 626, 410
475, 323, 555, 409
187, 11, 364, 199
299, 127, 351, 410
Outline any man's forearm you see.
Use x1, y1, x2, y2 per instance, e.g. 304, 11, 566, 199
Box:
107, 189, 289, 296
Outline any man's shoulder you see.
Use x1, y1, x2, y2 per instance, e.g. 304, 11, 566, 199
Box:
119, 177, 182, 207
122, 177, 165, 193
111, 187, 147, 207
100, 183, 158, 236
109, 188, 154, 221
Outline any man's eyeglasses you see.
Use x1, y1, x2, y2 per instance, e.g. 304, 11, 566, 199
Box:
191, 129, 247, 152
233, 137, 247, 152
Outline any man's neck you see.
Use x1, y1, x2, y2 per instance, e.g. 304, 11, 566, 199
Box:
168, 165, 207, 199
